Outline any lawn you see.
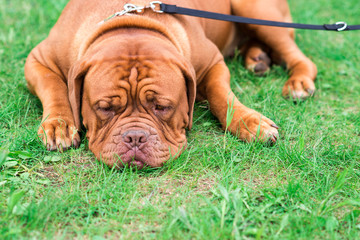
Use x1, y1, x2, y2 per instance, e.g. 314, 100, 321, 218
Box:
0, 0, 359, 239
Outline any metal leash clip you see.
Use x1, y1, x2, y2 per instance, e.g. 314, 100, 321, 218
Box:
99, 1, 163, 25
149, 1, 163, 13
335, 21, 348, 31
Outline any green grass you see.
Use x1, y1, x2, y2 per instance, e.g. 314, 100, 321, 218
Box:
0, 0, 359, 239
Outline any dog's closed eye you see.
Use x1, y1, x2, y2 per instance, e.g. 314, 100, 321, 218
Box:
155, 104, 167, 111
98, 101, 113, 112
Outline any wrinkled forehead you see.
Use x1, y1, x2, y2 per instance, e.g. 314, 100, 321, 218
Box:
84, 57, 185, 98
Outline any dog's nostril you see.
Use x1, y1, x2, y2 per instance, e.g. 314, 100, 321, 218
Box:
126, 136, 133, 143
139, 135, 147, 143
122, 130, 149, 147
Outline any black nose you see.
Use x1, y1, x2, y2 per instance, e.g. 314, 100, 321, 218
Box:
122, 130, 149, 148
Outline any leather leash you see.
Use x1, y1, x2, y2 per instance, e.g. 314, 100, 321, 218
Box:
158, 3, 360, 32
101, 1, 360, 32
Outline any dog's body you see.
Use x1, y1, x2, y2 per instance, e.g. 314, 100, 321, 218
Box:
25, 0, 317, 168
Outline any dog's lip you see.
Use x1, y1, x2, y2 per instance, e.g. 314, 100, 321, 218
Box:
122, 149, 148, 169
129, 158, 145, 169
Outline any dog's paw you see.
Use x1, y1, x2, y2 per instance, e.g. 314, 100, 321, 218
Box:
38, 118, 80, 151
246, 52, 272, 76
282, 76, 315, 101
234, 111, 279, 144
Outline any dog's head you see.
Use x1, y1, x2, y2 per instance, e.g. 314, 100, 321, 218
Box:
68, 37, 196, 169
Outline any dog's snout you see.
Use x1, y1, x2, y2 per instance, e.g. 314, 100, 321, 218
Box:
122, 130, 149, 147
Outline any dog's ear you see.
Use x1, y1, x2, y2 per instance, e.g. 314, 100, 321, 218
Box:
68, 58, 91, 130
176, 58, 197, 130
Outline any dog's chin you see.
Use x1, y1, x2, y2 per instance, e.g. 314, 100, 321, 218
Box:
100, 147, 171, 170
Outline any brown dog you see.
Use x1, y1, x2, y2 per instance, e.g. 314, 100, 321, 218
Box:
25, 0, 317, 168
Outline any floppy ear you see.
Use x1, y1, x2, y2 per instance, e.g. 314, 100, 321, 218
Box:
176, 58, 197, 130
68, 59, 91, 130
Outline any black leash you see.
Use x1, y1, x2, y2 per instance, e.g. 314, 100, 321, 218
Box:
159, 3, 360, 32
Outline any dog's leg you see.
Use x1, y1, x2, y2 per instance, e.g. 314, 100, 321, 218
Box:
232, 0, 317, 100
25, 52, 80, 151
198, 62, 279, 143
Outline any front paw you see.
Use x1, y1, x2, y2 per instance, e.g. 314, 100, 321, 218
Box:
233, 111, 279, 144
38, 117, 80, 151
282, 76, 315, 101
